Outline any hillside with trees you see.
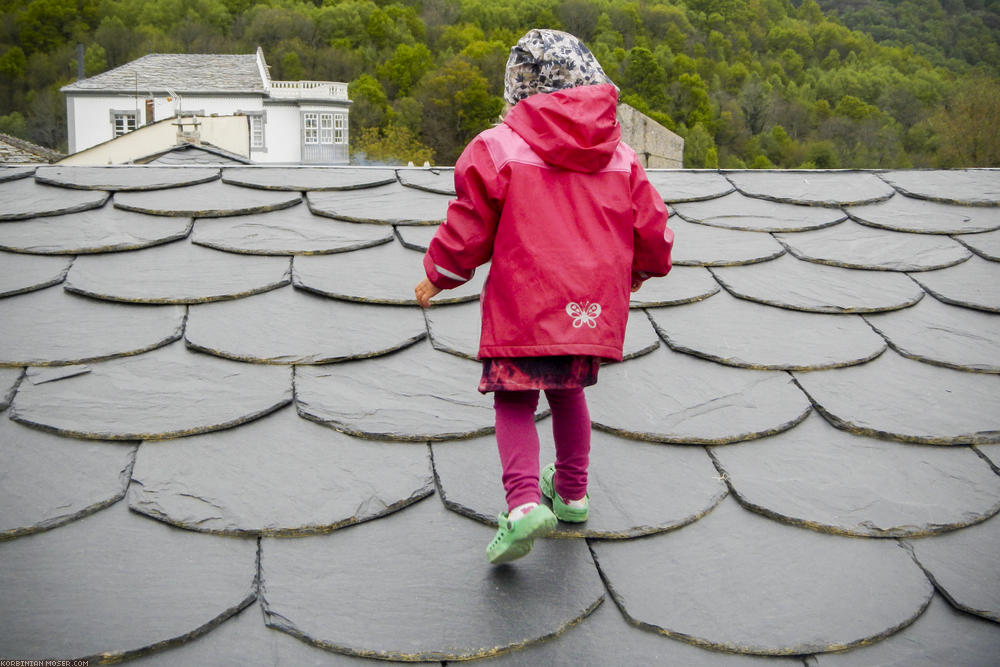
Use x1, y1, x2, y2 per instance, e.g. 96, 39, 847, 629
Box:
1, 0, 998, 167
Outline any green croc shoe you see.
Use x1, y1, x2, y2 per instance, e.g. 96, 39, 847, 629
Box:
540, 463, 589, 523
486, 504, 557, 565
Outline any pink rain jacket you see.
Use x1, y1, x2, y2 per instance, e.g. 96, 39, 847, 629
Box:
423, 83, 673, 361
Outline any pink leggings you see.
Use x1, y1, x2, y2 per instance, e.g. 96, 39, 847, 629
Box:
494, 388, 591, 511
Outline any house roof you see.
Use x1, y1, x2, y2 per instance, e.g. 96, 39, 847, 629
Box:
0, 164, 998, 664
61, 52, 266, 94
0, 132, 64, 164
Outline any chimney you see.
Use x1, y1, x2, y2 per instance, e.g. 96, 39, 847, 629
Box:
76, 44, 85, 80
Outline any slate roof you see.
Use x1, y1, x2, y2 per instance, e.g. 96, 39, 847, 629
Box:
0, 132, 64, 164
0, 164, 998, 665
61, 53, 266, 94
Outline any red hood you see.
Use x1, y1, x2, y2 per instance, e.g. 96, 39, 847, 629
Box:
503, 84, 621, 173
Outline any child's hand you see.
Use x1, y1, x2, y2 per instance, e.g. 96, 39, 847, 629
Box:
415, 278, 443, 307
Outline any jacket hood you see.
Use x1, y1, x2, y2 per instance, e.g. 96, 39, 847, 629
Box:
503, 83, 621, 173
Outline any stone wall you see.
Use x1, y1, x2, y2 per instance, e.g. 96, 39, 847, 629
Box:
617, 103, 684, 168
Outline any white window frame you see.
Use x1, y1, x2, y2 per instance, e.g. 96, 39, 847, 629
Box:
304, 112, 319, 144
334, 113, 346, 145
110, 110, 137, 137
319, 113, 334, 144
240, 110, 267, 151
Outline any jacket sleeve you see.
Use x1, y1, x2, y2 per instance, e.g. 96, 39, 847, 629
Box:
630, 159, 673, 286
423, 137, 504, 290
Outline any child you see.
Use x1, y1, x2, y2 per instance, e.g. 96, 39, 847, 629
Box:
415, 29, 673, 564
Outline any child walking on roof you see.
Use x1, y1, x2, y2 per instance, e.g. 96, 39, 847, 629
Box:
415, 29, 673, 564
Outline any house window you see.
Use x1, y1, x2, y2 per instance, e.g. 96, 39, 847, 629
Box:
320, 113, 333, 144
334, 113, 346, 144
304, 113, 319, 144
112, 111, 137, 137
249, 114, 265, 149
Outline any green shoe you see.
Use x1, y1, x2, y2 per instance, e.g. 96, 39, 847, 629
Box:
540, 463, 589, 523
486, 504, 557, 565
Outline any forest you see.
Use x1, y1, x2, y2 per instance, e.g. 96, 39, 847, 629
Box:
1, 0, 998, 167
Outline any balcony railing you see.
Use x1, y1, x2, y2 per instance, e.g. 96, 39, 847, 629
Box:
268, 81, 349, 101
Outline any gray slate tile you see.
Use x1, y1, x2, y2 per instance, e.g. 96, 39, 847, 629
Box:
958, 228, 1000, 260
397, 167, 456, 195
629, 265, 721, 306
307, 182, 449, 224
591, 496, 934, 655
10, 341, 292, 440
66, 238, 291, 304
589, 345, 812, 444
671, 217, 786, 266
35, 165, 219, 190
880, 170, 1000, 206
793, 350, 1000, 445
0, 286, 184, 366
712, 412, 1000, 537
648, 292, 886, 370
646, 170, 735, 203
221, 166, 397, 191
909, 255, 1000, 312
0, 367, 21, 409
848, 195, 1000, 234
727, 171, 895, 206
0, 177, 109, 220
979, 444, 1000, 472
674, 191, 846, 231
185, 285, 425, 364
0, 500, 256, 661
0, 207, 191, 254
0, 250, 71, 296
114, 181, 302, 217
259, 495, 604, 661
432, 426, 727, 538
0, 417, 135, 539
0, 165, 35, 182
395, 223, 438, 251
128, 406, 434, 536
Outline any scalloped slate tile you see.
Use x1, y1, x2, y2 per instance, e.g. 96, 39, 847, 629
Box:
0, 418, 135, 540
880, 170, 1000, 206
671, 217, 785, 266
185, 285, 425, 364
0, 368, 21, 409
395, 224, 438, 251
712, 412, 1000, 537
114, 181, 301, 217
221, 166, 396, 191
712, 254, 925, 313
727, 171, 895, 206
307, 182, 449, 225
958, 229, 1000, 261
776, 220, 971, 271
793, 350, 1000, 445
0, 177, 109, 220
0, 251, 70, 296
10, 342, 292, 440
293, 241, 484, 304
397, 168, 456, 195
66, 239, 291, 304
191, 206, 393, 255
0, 166, 35, 182
35, 165, 219, 190
848, 196, 1000, 234
588, 345, 812, 444
432, 426, 727, 538
0, 286, 184, 366
296, 341, 493, 441
0, 500, 257, 662
260, 495, 604, 661
904, 513, 1000, 622
645, 171, 735, 203
864, 297, 1000, 372
674, 192, 846, 232
591, 496, 934, 655
128, 407, 433, 536
648, 292, 886, 370
909, 255, 1000, 312
0, 207, 191, 254
629, 266, 721, 307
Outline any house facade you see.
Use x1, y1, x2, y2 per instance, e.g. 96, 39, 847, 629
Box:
60, 47, 351, 164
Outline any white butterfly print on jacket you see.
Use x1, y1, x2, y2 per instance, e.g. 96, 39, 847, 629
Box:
565, 301, 602, 328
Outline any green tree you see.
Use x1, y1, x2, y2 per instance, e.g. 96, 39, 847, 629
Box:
377, 43, 433, 97
929, 74, 1000, 166
348, 73, 391, 139
352, 123, 434, 165
622, 47, 668, 111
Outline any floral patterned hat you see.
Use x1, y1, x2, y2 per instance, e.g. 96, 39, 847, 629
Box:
503, 29, 619, 106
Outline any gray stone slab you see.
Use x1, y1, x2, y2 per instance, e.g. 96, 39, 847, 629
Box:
0, 500, 257, 661
191, 206, 393, 255
433, 426, 727, 539
979, 444, 1000, 473
221, 166, 397, 191
114, 181, 302, 217
905, 512, 1000, 622
645, 171, 735, 203
397, 168, 456, 195
395, 224, 439, 251
307, 182, 450, 225
864, 297, 1000, 373
629, 266, 721, 307
0, 207, 192, 254
0, 177, 109, 220
726, 171, 895, 206
848, 195, 1000, 234
793, 350, 1000, 445
0, 417, 135, 539
297, 341, 492, 441
0, 250, 71, 296
674, 192, 846, 232
25, 365, 90, 384
776, 220, 971, 271
293, 240, 484, 305
0, 166, 35, 182
712, 412, 1000, 537
880, 170, 1000, 207
0, 285, 184, 366
260, 495, 605, 661
66, 238, 291, 304
0, 368, 21, 409
589, 345, 812, 444
35, 165, 219, 190
591, 496, 934, 655
814, 594, 1000, 667
712, 254, 925, 313
648, 292, 886, 370
671, 217, 786, 266
958, 228, 1000, 260
10, 341, 292, 440
185, 285, 425, 364
909, 255, 1000, 312
128, 406, 434, 536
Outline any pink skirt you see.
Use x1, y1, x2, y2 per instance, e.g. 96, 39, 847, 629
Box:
478, 355, 601, 394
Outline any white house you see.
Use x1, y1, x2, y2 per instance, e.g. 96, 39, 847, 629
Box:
60, 47, 351, 164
